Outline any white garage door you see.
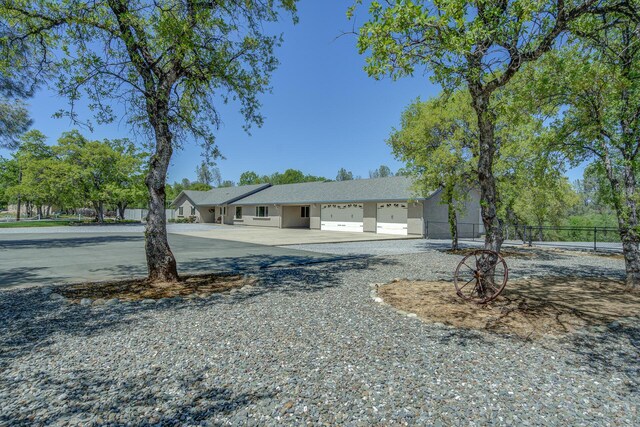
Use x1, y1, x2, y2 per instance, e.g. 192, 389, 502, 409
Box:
321, 203, 363, 232
377, 203, 408, 235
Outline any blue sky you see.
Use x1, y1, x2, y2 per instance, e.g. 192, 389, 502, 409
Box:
2, 1, 584, 184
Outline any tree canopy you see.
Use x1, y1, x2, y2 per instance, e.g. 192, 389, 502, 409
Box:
336, 168, 354, 181
512, 7, 640, 286
0, 129, 146, 220
389, 92, 476, 248
350, 0, 623, 253
239, 169, 327, 186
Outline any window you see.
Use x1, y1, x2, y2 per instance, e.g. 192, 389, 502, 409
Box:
178, 207, 184, 216
255, 206, 269, 217
222, 206, 227, 216
301, 206, 310, 218
190, 206, 196, 216
235, 206, 242, 219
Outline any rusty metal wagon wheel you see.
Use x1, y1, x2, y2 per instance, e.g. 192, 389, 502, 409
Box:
454, 250, 508, 304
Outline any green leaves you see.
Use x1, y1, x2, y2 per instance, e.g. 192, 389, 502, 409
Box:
389, 90, 476, 200
238, 169, 327, 186
0, 129, 147, 212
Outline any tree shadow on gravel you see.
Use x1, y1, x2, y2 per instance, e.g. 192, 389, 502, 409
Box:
194, 256, 397, 303
435, 327, 492, 347
0, 256, 396, 368
177, 253, 359, 274
0, 362, 273, 425
0, 256, 390, 424
87, 254, 356, 279
0, 289, 152, 371
565, 325, 640, 393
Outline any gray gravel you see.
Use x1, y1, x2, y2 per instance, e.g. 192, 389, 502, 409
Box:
1, 243, 638, 426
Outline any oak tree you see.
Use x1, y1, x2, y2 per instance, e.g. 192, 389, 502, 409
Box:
350, 0, 621, 252
2, 0, 298, 281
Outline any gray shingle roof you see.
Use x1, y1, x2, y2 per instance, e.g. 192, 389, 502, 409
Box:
174, 183, 271, 206
232, 176, 433, 205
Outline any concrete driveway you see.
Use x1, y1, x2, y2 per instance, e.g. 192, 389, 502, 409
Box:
0, 231, 340, 290
175, 225, 418, 246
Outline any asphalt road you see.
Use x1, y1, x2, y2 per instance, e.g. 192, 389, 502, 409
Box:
0, 232, 337, 289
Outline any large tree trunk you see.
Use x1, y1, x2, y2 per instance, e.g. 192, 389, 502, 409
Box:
470, 90, 503, 253
619, 225, 640, 289
145, 116, 178, 283
93, 201, 104, 223
117, 202, 127, 221
620, 160, 640, 289
16, 195, 21, 221
600, 139, 640, 289
16, 168, 22, 221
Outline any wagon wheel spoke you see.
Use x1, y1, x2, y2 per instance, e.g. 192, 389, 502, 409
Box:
461, 261, 476, 273
458, 277, 476, 292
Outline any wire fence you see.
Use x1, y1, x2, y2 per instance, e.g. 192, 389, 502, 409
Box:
425, 221, 623, 252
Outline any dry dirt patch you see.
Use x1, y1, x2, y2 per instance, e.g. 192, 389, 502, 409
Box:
378, 277, 640, 339
58, 273, 255, 302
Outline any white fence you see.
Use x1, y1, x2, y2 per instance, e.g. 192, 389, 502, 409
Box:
124, 208, 176, 222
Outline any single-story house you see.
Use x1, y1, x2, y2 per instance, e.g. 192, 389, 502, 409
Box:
172, 183, 271, 224
172, 176, 481, 237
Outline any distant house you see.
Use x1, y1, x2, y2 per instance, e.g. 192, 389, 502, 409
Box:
171, 183, 270, 224
171, 176, 481, 237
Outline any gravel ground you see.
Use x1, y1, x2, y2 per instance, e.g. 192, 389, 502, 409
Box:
286, 238, 623, 257
1, 243, 638, 426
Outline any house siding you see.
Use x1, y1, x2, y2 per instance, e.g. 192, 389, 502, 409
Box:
310, 204, 321, 229
197, 206, 215, 223
175, 197, 201, 222
281, 205, 311, 228
171, 179, 482, 238
424, 190, 481, 238
363, 202, 377, 232
231, 205, 281, 228
407, 202, 424, 236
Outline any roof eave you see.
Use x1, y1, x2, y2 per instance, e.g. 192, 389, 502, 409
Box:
231, 197, 428, 206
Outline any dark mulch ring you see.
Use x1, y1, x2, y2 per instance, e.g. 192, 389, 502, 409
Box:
57, 273, 256, 302
378, 277, 640, 339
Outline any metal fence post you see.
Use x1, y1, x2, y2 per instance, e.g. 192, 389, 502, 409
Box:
528, 226, 533, 247
472, 223, 475, 241
594, 227, 597, 251
425, 221, 429, 239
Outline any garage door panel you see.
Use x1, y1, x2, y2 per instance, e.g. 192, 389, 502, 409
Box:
321, 221, 364, 232
377, 203, 408, 235
321, 204, 364, 233
376, 222, 407, 235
